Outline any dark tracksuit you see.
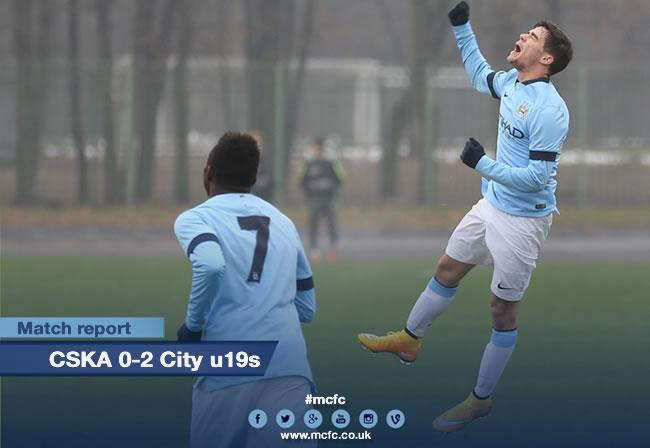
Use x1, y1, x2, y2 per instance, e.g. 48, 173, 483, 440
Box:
299, 158, 344, 250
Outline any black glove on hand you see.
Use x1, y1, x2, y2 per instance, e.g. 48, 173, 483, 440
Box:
460, 137, 485, 169
177, 323, 202, 341
448, 1, 470, 26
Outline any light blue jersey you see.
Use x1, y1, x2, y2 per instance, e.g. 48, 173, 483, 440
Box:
453, 22, 570, 217
174, 193, 316, 391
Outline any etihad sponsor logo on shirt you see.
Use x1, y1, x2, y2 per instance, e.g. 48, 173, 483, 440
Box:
499, 113, 525, 139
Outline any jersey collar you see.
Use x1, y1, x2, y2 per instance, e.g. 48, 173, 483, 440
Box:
516, 76, 550, 85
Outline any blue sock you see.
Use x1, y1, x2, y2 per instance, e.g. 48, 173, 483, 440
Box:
473, 328, 518, 398
406, 277, 458, 338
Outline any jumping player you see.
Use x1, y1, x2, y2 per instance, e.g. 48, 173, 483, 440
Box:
358, 1, 572, 432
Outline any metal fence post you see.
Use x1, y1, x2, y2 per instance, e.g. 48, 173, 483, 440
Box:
576, 63, 590, 208
125, 60, 138, 206
273, 63, 286, 206
423, 66, 435, 206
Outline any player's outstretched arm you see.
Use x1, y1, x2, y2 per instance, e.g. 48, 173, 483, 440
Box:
448, 1, 507, 99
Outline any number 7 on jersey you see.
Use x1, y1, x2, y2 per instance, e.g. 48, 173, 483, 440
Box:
237, 215, 270, 283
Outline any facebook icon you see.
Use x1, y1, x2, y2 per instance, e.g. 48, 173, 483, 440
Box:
248, 409, 267, 429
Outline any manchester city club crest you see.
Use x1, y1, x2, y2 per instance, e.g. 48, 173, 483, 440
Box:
516, 101, 532, 118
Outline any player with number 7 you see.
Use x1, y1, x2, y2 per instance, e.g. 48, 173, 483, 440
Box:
174, 132, 317, 448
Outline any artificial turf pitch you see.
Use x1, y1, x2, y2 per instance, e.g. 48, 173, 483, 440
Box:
1, 258, 648, 447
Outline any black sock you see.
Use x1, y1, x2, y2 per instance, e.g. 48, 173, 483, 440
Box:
403, 327, 419, 340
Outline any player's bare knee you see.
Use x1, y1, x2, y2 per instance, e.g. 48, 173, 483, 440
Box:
434, 259, 453, 287
490, 296, 518, 330
434, 255, 473, 287
489, 301, 506, 324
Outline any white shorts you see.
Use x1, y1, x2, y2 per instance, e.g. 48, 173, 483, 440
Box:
191, 376, 315, 448
445, 198, 552, 301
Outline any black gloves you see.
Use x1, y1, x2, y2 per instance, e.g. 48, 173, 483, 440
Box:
177, 323, 202, 341
460, 138, 485, 169
448, 1, 470, 26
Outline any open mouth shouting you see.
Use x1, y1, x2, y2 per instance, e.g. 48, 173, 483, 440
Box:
507, 40, 525, 63
510, 42, 522, 57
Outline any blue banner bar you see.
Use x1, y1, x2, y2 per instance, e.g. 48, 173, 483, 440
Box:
0, 317, 165, 338
0, 342, 277, 376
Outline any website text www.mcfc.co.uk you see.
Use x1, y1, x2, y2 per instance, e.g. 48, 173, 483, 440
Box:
280, 430, 371, 441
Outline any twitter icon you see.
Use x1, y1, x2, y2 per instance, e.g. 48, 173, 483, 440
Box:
276, 409, 295, 428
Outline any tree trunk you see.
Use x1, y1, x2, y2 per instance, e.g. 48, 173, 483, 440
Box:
215, 0, 232, 129
96, 0, 119, 204
173, 0, 191, 203
130, 0, 178, 203
379, 0, 446, 202
411, 0, 427, 204
380, 90, 412, 199
68, 0, 88, 205
243, 0, 315, 197
13, 0, 36, 205
128, 0, 155, 204
13, 0, 52, 205
282, 0, 316, 178
244, 0, 286, 168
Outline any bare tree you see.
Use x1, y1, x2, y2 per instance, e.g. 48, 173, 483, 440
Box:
380, 0, 448, 202
130, 0, 178, 203
243, 0, 316, 197
12, 0, 52, 205
377, 0, 407, 62
173, 0, 192, 203
244, 0, 284, 167
13, 0, 35, 205
68, 0, 88, 205
282, 0, 316, 174
215, 0, 233, 129
96, 0, 120, 204
411, 0, 431, 204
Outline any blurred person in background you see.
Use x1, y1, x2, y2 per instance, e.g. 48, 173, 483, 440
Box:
297, 137, 346, 262
251, 130, 275, 203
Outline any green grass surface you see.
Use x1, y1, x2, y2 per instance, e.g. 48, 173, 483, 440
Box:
1, 258, 649, 447
3, 205, 650, 231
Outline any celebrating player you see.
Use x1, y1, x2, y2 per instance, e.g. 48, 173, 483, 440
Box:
174, 132, 317, 447
358, 1, 572, 433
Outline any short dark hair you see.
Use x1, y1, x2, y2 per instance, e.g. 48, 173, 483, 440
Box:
535, 20, 573, 76
207, 132, 260, 189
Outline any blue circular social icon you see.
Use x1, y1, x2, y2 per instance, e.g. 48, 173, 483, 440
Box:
276, 409, 295, 429
248, 409, 267, 429
386, 409, 405, 429
331, 409, 350, 429
303, 409, 323, 429
359, 409, 378, 429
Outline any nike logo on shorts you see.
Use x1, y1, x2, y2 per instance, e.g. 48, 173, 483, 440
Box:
497, 282, 513, 290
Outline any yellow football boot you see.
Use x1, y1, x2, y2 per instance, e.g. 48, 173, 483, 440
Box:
357, 329, 421, 364
432, 392, 492, 433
